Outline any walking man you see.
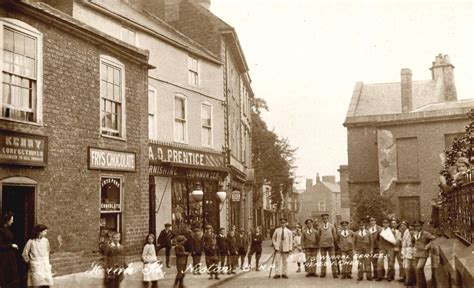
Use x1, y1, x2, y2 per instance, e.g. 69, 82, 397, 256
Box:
157, 223, 175, 268
318, 213, 338, 278
272, 218, 293, 279
301, 219, 319, 277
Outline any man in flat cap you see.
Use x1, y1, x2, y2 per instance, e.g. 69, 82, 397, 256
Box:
236, 227, 249, 270
301, 219, 319, 277
271, 218, 293, 279
412, 220, 436, 288
318, 213, 338, 278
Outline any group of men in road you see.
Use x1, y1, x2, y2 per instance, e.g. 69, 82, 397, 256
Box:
271, 215, 436, 288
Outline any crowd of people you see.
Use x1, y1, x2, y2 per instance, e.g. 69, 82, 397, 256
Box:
270, 215, 436, 288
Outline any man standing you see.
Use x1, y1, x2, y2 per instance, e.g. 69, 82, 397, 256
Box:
202, 225, 216, 275
354, 219, 373, 281
318, 213, 338, 278
413, 220, 436, 288
390, 219, 404, 282
376, 218, 396, 281
157, 223, 175, 268
338, 221, 354, 279
271, 218, 293, 279
216, 228, 229, 274
367, 216, 382, 279
236, 227, 249, 270
301, 219, 319, 277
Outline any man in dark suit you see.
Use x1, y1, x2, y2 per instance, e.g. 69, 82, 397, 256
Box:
216, 227, 229, 273
157, 223, 175, 268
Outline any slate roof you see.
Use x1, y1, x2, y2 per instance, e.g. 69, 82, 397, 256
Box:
321, 181, 340, 193
412, 98, 474, 112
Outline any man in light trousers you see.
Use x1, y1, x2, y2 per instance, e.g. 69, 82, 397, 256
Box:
272, 218, 293, 279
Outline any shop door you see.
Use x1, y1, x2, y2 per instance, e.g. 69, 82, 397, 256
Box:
2, 184, 35, 288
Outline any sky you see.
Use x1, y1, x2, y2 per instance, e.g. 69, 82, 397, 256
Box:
210, 0, 473, 181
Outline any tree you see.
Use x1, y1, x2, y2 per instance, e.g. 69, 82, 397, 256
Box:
353, 189, 395, 226
251, 98, 297, 211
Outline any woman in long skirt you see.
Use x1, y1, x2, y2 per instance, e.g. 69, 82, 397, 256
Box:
22, 224, 53, 288
142, 234, 161, 288
0, 211, 20, 288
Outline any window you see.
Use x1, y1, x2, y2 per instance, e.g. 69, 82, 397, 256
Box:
99, 176, 122, 248
319, 201, 326, 211
100, 56, 125, 138
0, 18, 42, 123
148, 86, 157, 140
121, 26, 136, 46
399, 196, 420, 223
188, 55, 198, 87
174, 95, 187, 143
201, 103, 212, 147
396, 137, 419, 181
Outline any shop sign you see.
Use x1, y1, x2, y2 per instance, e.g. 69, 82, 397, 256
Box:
101, 177, 121, 212
89, 147, 135, 172
0, 131, 47, 166
231, 190, 241, 202
149, 142, 225, 169
149, 164, 221, 180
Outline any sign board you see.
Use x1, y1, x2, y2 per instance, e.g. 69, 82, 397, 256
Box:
231, 190, 241, 202
149, 142, 225, 170
89, 147, 135, 172
149, 164, 222, 180
0, 131, 47, 166
101, 177, 121, 212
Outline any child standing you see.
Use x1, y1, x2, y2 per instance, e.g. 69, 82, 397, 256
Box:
227, 230, 238, 274
206, 236, 220, 280
22, 224, 53, 288
174, 235, 188, 288
142, 234, 160, 288
102, 232, 127, 288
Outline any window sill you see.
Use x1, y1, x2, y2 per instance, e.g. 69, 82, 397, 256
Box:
394, 180, 421, 184
173, 140, 189, 145
0, 117, 43, 127
101, 134, 126, 142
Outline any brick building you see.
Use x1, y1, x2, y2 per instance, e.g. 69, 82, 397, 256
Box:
152, 0, 255, 231
298, 174, 342, 225
53, 0, 230, 235
344, 54, 474, 224
0, 0, 150, 278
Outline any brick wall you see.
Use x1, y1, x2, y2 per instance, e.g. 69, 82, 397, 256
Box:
0, 7, 149, 276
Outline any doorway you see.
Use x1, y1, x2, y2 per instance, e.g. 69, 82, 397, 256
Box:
1, 184, 36, 288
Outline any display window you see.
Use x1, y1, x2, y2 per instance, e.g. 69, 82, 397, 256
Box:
99, 176, 122, 250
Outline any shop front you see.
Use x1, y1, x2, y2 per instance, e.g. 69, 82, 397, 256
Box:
149, 142, 228, 234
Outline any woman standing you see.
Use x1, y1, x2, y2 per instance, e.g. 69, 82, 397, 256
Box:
0, 212, 20, 288
22, 224, 53, 288
247, 226, 264, 271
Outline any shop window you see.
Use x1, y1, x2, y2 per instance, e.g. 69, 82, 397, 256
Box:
99, 176, 122, 249
0, 18, 43, 124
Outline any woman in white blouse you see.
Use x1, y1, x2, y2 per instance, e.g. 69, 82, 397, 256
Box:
22, 224, 53, 287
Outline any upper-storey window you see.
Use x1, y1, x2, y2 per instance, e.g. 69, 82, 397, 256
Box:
0, 18, 42, 124
188, 55, 198, 87
100, 56, 125, 138
174, 94, 187, 143
121, 26, 136, 46
201, 103, 212, 147
148, 86, 157, 141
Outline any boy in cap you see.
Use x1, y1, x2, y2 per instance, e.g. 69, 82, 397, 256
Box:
206, 235, 220, 280
216, 227, 229, 274
301, 218, 319, 277
338, 220, 354, 279
412, 220, 435, 288
157, 223, 175, 268
173, 235, 188, 288
191, 227, 203, 274
318, 213, 338, 278
354, 219, 373, 281
227, 229, 239, 274
236, 227, 249, 270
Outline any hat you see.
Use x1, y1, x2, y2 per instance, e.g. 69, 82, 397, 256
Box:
205, 225, 213, 230
358, 220, 366, 225
304, 219, 313, 224
193, 227, 200, 232
456, 157, 470, 166
400, 220, 408, 226
239, 227, 245, 232
340, 220, 349, 225
321, 213, 329, 217
413, 220, 424, 226
279, 218, 288, 223
176, 235, 186, 243
219, 227, 225, 231
164, 223, 172, 228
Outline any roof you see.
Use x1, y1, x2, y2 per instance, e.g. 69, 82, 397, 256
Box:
83, 0, 221, 64
412, 99, 474, 112
321, 181, 340, 193
12, 0, 151, 67
346, 80, 437, 118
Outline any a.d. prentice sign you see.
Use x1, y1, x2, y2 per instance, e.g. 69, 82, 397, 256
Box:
0, 131, 47, 166
88, 147, 135, 172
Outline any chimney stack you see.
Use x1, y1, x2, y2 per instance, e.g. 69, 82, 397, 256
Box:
306, 178, 313, 191
316, 173, 321, 183
430, 54, 457, 101
401, 68, 413, 113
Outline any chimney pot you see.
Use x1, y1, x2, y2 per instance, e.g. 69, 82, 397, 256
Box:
430, 54, 457, 101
